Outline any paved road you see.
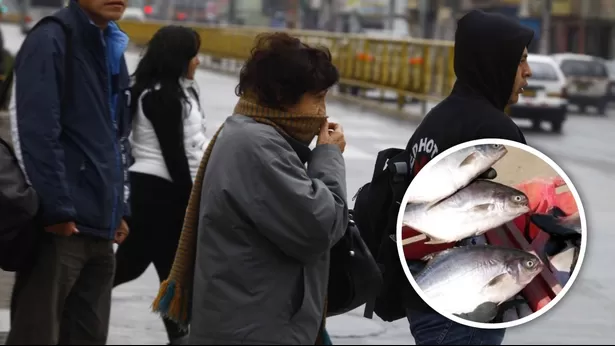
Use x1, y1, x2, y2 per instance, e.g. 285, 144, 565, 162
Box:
1, 24, 614, 345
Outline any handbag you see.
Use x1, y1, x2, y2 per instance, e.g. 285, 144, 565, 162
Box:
327, 209, 383, 316
0, 137, 41, 272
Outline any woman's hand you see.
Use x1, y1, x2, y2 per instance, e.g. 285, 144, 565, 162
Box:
317, 121, 346, 153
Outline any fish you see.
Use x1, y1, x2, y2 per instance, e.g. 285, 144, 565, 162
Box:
406, 144, 508, 204
402, 180, 531, 245
413, 245, 544, 323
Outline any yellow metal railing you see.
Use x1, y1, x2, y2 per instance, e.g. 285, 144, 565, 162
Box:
118, 20, 456, 104
1, 14, 457, 106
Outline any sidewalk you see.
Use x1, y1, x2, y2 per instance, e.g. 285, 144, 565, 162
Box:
1, 265, 411, 345
0, 270, 14, 344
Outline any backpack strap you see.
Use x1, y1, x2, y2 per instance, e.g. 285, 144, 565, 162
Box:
371, 148, 405, 181
0, 15, 73, 113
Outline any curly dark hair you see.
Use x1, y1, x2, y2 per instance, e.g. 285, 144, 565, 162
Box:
235, 32, 340, 110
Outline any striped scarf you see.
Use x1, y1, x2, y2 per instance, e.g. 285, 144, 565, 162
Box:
151, 96, 331, 344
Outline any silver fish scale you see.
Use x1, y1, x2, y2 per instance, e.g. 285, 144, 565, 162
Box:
415, 246, 514, 292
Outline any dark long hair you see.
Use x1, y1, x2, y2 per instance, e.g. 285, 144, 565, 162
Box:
131, 25, 201, 115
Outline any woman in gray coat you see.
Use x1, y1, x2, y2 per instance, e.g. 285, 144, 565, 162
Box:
152, 32, 348, 345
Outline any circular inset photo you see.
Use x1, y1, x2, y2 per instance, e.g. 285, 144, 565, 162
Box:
395, 139, 587, 329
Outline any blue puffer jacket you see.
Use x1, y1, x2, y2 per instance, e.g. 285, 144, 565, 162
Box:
9, 0, 132, 240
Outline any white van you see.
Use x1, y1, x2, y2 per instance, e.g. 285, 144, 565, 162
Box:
509, 54, 568, 133
551, 53, 610, 115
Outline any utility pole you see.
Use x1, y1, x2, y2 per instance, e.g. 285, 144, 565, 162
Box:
387, 0, 395, 31
286, 0, 299, 29
518, 0, 530, 17
419, 0, 429, 116
394, 0, 409, 36
19, 0, 30, 33
228, 0, 236, 25
419, 0, 429, 39
539, 0, 552, 54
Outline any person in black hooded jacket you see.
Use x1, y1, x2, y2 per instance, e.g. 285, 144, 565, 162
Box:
402, 9, 534, 346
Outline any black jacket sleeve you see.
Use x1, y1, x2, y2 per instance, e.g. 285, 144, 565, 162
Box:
140, 90, 193, 200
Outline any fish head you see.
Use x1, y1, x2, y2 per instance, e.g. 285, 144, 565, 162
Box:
474, 143, 508, 162
494, 186, 531, 216
505, 252, 544, 286
458, 144, 508, 172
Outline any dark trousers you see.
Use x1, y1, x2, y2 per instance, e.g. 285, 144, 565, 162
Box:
113, 172, 189, 342
407, 307, 506, 345
7, 234, 115, 345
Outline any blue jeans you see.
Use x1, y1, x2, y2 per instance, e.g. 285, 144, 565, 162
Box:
407, 308, 506, 345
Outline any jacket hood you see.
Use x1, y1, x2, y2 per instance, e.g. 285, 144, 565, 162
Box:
453, 10, 534, 110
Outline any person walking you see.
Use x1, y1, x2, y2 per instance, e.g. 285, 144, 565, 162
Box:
112, 25, 208, 345
6, 0, 132, 344
151, 32, 349, 345
402, 9, 534, 345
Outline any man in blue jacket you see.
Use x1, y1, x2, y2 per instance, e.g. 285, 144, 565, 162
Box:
6, 0, 131, 344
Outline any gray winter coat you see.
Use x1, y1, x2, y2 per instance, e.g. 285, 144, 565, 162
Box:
188, 115, 348, 345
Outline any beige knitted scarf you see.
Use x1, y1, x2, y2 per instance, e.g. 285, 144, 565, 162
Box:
152, 96, 330, 344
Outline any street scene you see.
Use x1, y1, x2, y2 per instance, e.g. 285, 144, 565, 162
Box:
1, 20, 614, 344
1, 0, 615, 344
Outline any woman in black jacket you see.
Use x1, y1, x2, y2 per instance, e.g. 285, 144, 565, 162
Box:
113, 25, 208, 345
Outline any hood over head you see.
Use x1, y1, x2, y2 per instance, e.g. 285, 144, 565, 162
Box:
453, 10, 534, 110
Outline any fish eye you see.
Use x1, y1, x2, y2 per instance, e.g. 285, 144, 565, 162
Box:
492, 144, 501, 148
525, 260, 535, 267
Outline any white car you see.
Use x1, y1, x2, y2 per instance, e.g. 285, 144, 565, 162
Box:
122, 7, 145, 22
602, 59, 615, 105
551, 53, 610, 115
509, 54, 568, 133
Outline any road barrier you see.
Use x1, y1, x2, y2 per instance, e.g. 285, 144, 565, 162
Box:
119, 21, 456, 108
1, 14, 457, 116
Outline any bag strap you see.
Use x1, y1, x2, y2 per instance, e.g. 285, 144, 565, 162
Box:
362, 148, 409, 319
367, 148, 408, 226
371, 148, 405, 181
0, 15, 73, 113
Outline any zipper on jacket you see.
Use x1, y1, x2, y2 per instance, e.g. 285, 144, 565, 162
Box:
104, 40, 121, 240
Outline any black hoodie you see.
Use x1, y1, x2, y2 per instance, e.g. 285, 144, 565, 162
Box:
402, 10, 534, 311
404, 10, 534, 179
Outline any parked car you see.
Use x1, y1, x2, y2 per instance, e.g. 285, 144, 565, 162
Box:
508, 54, 568, 133
551, 53, 610, 115
122, 7, 146, 22
604, 60, 615, 104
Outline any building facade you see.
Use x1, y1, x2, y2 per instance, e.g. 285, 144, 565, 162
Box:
454, 0, 615, 59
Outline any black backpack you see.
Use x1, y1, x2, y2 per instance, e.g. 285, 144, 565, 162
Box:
0, 15, 73, 272
352, 147, 412, 322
